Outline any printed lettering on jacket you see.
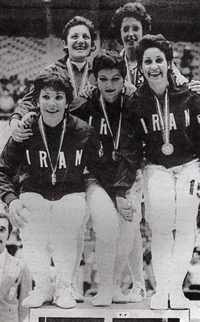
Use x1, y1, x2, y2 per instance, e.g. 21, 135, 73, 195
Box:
26, 149, 84, 167
140, 110, 191, 134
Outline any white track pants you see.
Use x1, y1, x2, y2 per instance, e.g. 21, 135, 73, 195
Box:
144, 161, 200, 295
114, 170, 145, 287
87, 185, 119, 287
19, 192, 87, 290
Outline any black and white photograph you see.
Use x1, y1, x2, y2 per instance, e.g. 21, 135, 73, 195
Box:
0, 1, 200, 322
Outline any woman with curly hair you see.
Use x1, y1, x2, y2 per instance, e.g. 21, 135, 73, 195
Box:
116, 34, 200, 310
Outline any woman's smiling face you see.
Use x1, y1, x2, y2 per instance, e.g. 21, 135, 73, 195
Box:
120, 17, 143, 52
141, 47, 169, 88
64, 24, 92, 62
39, 87, 67, 127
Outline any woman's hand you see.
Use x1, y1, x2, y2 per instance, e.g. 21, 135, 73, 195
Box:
124, 80, 137, 96
9, 199, 29, 228
21, 111, 37, 128
80, 81, 97, 98
116, 196, 136, 222
174, 72, 189, 86
10, 117, 33, 142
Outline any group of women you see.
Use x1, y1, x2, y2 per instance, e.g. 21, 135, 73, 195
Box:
0, 1, 200, 312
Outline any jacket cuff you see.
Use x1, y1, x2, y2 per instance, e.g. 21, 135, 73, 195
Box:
3, 193, 18, 206
9, 114, 21, 125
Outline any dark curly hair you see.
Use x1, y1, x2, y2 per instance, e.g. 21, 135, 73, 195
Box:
0, 212, 12, 238
136, 34, 173, 68
112, 2, 151, 45
33, 72, 74, 105
93, 50, 127, 80
62, 16, 97, 53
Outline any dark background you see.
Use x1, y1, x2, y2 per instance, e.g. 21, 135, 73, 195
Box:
1, 0, 200, 41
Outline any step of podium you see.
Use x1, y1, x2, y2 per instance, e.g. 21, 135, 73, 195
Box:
29, 299, 191, 322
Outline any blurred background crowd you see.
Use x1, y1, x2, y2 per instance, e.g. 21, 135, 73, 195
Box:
1, 0, 200, 302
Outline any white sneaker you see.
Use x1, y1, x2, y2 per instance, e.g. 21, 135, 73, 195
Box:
112, 286, 129, 303
92, 284, 113, 307
128, 285, 146, 303
22, 287, 53, 308
56, 286, 76, 309
71, 283, 84, 302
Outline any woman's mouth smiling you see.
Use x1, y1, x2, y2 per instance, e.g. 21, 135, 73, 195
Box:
149, 71, 162, 78
46, 109, 59, 114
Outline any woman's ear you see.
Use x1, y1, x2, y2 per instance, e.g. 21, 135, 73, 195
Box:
90, 42, 97, 53
168, 62, 172, 70
62, 40, 68, 50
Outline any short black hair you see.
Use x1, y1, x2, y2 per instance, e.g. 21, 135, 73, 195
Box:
93, 50, 126, 80
112, 2, 151, 45
0, 211, 13, 238
136, 34, 173, 68
62, 16, 97, 53
33, 72, 74, 105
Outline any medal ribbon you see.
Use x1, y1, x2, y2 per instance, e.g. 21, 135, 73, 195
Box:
154, 90, 170, 145
38, 116, 66, 185
124, 54, 138, 86
67, 58, 88, 98
99, 93, 123, 153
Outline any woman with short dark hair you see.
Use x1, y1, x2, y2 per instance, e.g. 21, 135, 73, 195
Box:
116, 34, 200, 310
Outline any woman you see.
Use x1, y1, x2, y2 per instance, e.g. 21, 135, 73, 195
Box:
111, 2, 151, 88
8, 17, 98, 302
111, 2, 200, 94
0, 72, 106, 309
116, 34, 200, 310
72, 50, 145, 304
10, 16, 97, 142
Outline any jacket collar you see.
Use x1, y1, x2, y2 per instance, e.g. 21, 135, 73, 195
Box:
137, 74, 189, 98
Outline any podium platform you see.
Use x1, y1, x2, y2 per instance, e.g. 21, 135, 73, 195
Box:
29, 299, 192, 322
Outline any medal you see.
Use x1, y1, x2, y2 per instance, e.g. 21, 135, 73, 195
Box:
100, 94, 123, 162
8, 287, 16, 301
39, 116, 66, 186
67, 58, 88, 98
161, 143, 174, 155
98, 141, 104, 158
112, 150, 117, 161
155, 90, 174, 156
52, 172, 56, 185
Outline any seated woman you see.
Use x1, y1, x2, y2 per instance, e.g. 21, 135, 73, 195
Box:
0, 72, 107, 309
115, 34, 200, 310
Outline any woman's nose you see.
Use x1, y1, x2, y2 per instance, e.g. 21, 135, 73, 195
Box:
151, 61, 158, 69
105, 80, 113, 87
49, 98, 56, 106
128, 28, 134, 36
77, 35, 84, 43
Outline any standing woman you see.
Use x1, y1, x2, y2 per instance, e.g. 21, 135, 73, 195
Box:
110, 2, 152, 302
111, 2, 200, 90
111, 2, 151, 88
116, 34, 200, 310
111, 1, 200, 303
